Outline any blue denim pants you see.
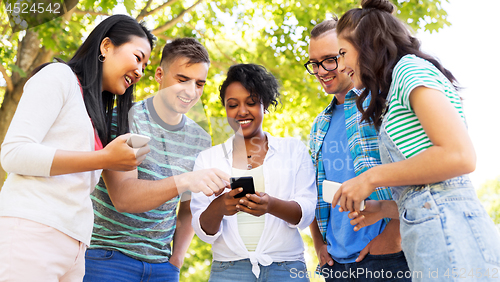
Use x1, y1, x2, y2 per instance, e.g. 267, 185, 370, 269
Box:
397, 183, 500, 281
321, 251, 411, 281
208, 259, 309, 282
378, 118, 500, 281
83, 249, 180, 282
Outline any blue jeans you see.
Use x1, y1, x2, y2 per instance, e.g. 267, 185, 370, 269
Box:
208, 259, 309, 282
398, 184, 500, 281
378, 117, 500, 281
321, 251, 411, 281
83, 249, 180, 282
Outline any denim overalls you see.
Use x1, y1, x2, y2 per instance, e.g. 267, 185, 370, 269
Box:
378, 117, 500, 281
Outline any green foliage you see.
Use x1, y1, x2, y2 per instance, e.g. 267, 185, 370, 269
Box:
0, 0, 452, 134
8, 64, 26, 78
180, 236, 212, 282
477, 176, 500, 226
302, 232, 324, 282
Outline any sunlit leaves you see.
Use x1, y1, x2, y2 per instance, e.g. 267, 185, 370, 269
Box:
478, 177, 500, 227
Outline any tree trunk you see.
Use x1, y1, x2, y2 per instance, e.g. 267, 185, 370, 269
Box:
0, 6, 76, 187
0, 32, 54, 187
0, 84, 25, 186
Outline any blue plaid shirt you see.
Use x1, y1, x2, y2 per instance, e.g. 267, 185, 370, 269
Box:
309, 88, 393, 242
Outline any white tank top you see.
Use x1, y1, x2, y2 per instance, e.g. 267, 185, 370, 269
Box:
232, 166, 266, 252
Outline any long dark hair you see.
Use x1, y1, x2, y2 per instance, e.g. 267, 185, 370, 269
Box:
32, 15, 155, 144
337, 0, 459, 128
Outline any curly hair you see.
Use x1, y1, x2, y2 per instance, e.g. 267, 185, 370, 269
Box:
337, 0, 459, 128
219, 64, 280, 111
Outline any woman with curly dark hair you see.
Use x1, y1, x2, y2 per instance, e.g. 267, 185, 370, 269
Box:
191, 64, 317, 281
332, 0, 500, 277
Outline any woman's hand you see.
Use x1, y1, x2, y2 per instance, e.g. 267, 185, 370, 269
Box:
236, 191, 271, 217
212, 188, 243, 217
200, 188, 242, 235
102, 134, 150, 171
333, 172, 376, 213
236, 191, 302, 225
49, 133, 150, 176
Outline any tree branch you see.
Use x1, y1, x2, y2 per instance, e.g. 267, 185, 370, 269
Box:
136, 0, 155, 21
0, 64, 13, 92
0, 64, 14, 92
137, 0, 182, 22
152, 0, 204, 35
185, 22, 238, 65
0, 23, 10, 37
74, 9, 110, 17
155, 34, 174, 41
63, 3, 78, 21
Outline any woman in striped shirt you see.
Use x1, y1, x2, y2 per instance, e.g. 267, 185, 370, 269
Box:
332, 0, 500, 278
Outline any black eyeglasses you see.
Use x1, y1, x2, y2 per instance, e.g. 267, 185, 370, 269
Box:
304, 55, 340, 75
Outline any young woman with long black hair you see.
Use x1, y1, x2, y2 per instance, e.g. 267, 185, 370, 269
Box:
0, 15, 154, 281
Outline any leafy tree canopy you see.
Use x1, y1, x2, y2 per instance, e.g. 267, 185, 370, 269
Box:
1, 0, 451, 136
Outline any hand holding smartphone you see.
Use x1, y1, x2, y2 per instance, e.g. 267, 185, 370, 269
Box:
322, 180, 365, 211
126, 134, 150, 148
230, 176, 255, 198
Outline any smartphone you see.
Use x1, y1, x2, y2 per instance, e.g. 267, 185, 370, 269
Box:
322, 180, 365, 211
126, 134, 151, 148
230, 176, 255, 198
322, 180, 341, 205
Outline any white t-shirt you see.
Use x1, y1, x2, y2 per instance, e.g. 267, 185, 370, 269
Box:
0, 63, 101, 245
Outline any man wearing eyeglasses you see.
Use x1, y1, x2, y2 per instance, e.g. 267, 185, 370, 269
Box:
306, 19, 410, 281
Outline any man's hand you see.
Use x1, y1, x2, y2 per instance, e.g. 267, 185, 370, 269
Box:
174, 168, 230, 196
316, 243, 334, 267
348, 200, 399, 231
169, 254, 184, 270
348, 200, 384, 231
309, 219, 334, 268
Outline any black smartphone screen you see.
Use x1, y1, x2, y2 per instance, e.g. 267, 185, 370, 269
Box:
230, 176, 255, 198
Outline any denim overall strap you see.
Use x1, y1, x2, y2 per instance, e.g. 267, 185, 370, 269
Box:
377, 117, 412, 202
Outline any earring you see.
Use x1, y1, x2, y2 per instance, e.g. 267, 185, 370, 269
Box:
98, 54, 106, 63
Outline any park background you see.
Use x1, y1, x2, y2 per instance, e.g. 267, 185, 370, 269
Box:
0, 0, 499, 281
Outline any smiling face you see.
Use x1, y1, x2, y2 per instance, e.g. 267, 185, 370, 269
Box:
224, 82, 265, 139
337, 36, 363, 90
154, 57, 209, 123
308, 30, 353, 99
101, 35, 151, 95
